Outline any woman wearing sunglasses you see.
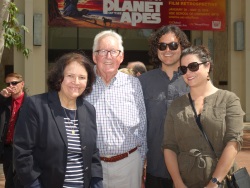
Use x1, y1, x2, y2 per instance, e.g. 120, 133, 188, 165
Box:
162, 45, 245, 188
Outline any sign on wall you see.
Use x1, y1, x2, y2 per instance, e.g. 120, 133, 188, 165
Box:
49, 0, 225, 31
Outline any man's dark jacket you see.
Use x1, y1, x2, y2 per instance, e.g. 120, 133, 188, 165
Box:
0, 94, 27, 160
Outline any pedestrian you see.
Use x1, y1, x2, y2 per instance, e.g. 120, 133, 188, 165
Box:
13, 52, 103, 188
127, 61, 147, 76
0, 73, 26, 188
86, 30, 147, 188
138, 25, 191, 188
119, 67, 136, 76
162, 45, 245, 187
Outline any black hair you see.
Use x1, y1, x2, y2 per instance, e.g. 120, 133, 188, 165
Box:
148, 25, 191, 67
180, 45, 213, 73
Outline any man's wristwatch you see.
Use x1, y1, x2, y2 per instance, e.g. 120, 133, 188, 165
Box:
211, 177, 221, 185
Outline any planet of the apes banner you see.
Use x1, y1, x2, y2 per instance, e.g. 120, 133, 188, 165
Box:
48, 0, 225, 31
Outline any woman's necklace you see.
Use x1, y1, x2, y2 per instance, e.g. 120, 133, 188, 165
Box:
63, 107, 77, 135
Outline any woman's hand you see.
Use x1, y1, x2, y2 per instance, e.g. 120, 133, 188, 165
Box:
208, 142, 238, 188
204, 182, 219, 188
174, 181, 188, 188
164, 149, 187, 188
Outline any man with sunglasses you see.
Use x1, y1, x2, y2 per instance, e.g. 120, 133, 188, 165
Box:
138, 25, 191, 188
0, 73, 26, 188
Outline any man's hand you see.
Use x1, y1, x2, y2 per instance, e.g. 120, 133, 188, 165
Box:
0, 87, 13, 98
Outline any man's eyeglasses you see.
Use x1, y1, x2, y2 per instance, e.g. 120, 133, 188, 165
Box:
5, 81, 22, 87
95, 50, 121, 57
157, 42, 179, 51
179, 62, 207, 75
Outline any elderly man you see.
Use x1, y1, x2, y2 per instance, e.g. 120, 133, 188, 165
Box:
0, 73, 26, 188
86, 30, 147, 188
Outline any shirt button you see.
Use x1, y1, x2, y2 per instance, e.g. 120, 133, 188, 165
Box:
82, 146, 86, 151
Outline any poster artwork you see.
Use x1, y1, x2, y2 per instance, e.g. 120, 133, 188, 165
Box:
48, 0, 164, 29
48, 0, 226, 31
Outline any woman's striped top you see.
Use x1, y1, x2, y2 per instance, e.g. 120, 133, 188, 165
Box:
63, 107, 84, 188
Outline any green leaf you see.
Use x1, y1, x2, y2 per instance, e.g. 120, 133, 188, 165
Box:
3, 2, 30, 59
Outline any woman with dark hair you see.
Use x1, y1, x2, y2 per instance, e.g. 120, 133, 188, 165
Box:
163, 45, 245, 188
13, 52, 103, 188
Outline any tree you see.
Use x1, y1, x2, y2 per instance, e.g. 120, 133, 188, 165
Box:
0, 0, 10, 62
0, 0, 30, 63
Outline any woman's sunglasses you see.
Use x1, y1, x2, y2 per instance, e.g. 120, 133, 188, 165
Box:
5, 81, 22, 87
179, 62, 207, 75
157, 42, 179, 51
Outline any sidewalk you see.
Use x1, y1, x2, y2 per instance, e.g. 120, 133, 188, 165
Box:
237, 122, 250, 172
236, 150, 250, 172
0, 164, 5, 187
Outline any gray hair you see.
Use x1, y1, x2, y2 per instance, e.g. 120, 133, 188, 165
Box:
92, 30, 124, 53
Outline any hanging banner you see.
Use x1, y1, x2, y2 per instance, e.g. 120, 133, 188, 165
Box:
49, 0, 225, 31
165, 0, 226, 30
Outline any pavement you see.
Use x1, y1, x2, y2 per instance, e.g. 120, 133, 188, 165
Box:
0, 164, 4, 187
0, 124, 249, 187
236, 150, 250, 172
237, 122, 250, 173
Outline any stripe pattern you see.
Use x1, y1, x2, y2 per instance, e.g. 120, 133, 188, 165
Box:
63, 108, 84, 188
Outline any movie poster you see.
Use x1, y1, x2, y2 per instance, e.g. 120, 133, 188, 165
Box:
48, 0, 225, 31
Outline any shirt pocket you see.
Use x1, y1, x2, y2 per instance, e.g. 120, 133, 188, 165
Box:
210, 107, 226, 122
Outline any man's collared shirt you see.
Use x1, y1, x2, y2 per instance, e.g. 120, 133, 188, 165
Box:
86, 69, 147, 162
139, 68, 189, 178
6, 92, 25, 144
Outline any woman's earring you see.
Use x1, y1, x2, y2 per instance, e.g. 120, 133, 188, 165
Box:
207, 73, 210, 81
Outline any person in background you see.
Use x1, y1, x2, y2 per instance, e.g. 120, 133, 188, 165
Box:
13, 52, 103, 188
86, 30, 147, 188
162, 45, 245, 188
0, 73, 26, 188
119, 67, 136, 76
127, 61, 147, 77
138, 25, 191, 188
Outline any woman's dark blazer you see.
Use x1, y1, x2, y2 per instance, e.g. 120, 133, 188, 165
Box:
13, 91, 102, 188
